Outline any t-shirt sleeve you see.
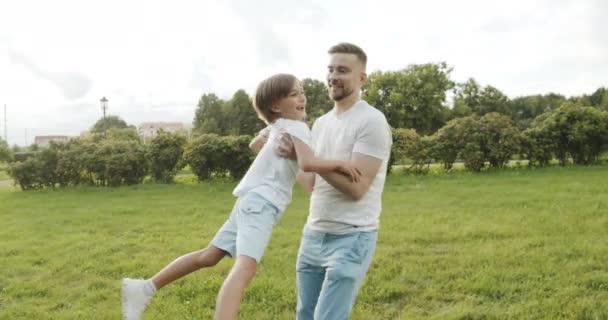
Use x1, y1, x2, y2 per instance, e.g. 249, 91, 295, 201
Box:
353, 114, 392, 160
284, 120, 311, 147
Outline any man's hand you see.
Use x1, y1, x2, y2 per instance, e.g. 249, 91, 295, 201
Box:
336, 162, 362, 183
276, 129, 297, 160
249, 127, 270, 154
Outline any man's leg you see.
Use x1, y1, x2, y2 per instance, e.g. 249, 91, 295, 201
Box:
296, 227, 325, 320
314, 231, 378, 320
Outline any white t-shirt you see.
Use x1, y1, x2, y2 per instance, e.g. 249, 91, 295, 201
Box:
233, 118, 310, 212
308, 100, 392, 234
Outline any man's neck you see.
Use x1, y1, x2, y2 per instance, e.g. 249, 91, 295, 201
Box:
334, 92, 361, 115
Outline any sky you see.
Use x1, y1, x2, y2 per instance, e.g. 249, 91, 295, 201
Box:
0, 0, 606, 146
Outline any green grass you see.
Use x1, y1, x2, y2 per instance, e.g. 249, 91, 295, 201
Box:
1, 166, 607, 319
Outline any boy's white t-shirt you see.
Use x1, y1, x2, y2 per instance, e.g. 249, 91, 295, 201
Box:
308, 100, 392, 234
233, 118, 310, 212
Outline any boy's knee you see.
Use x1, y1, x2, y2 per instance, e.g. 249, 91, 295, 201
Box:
197, 247, 226, 267
235, 255, 258, 277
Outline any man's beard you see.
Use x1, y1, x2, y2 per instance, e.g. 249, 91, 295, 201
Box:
330, 86, 354, 102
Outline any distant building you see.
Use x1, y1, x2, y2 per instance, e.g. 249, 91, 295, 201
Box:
138, 122, 189, 143
34, 135, 69, 147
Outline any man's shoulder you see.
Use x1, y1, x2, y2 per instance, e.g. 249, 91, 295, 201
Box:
355, 101, 389, 128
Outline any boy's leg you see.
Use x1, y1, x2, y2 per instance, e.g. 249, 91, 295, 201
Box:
213, 193, 279, 319
151, 246, 227, 289
122, 200, 240, 320
296, 227, 325, 320
313, 231, 377, 320
214, 255, 257, 320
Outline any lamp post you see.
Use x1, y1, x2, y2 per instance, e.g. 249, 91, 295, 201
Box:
100, 97, 108, 138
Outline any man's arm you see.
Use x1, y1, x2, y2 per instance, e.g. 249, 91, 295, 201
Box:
292, 137, 361, 182
318, 153, 383, 201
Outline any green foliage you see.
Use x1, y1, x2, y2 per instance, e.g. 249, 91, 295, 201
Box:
90, 115, 130, 133
431, 117, 476, 170
8, 137, 148, 190
185, 134, 254, 181
478, 113, 521, 168
225, 89, 265, 136
363, 62, 455, 135
148, 131, 187, 183
0, 137, 13, 162
107, 127, 141, 142
453, 79, 511, 119
193, 91, 264, 137
391, 128, 434, 173
193, 93, 226, 135
8, 158, 44, 190
96, 140, 147, 187
302, 78, 333, 125
510, 93, 566, 129
531, 103, 608, 165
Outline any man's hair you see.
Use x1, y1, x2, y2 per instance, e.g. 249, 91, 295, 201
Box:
328, 42, 367, 68
253, 73, 297, 124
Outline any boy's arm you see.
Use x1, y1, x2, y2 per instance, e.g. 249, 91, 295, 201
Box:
249, 127, 270, 154
296, 171, 315, 193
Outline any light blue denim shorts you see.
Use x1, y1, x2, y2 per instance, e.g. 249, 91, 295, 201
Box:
210, 192, 280, 263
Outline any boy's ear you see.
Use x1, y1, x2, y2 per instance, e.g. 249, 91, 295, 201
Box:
270, 104, 281, 113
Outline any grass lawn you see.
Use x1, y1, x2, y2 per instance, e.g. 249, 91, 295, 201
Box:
1, 166, 607, 319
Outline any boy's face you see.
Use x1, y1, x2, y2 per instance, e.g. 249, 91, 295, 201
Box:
327, 53, 367, 102
272, 80, 307, 121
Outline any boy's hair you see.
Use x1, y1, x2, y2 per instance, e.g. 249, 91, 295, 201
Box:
328, 42, 367, 69
253, 73, 297, 124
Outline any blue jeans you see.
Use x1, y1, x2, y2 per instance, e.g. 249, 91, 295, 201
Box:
296, 225, 378, 320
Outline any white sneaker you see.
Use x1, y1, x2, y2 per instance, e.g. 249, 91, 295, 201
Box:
122, 278, 154, 320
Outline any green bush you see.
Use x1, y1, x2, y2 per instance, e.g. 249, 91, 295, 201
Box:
185, 134, 254, 181
531, 104, 608, 165
479, 112, 521, 168
148, 131, 187, 183
100, 140, 148, 186
8, 158, 44, 190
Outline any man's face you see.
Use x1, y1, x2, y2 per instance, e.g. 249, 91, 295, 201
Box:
326, 53, 366, 102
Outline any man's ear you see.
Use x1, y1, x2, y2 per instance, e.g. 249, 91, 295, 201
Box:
360, 72, 368, 84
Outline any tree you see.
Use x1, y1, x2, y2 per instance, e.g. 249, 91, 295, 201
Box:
533, 103, 608, 165
589, 87, 608, 111
302, 78, 333, 124
91, 115, 130, 133
193, 93, 226, 135
454, 79, 511, 117
225, 89, 264, 136
0, 137, 12, 162
510, 93, 566, 129
363, 62, 455, 135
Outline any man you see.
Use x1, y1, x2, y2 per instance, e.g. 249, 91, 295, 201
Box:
279, 42, 392, 319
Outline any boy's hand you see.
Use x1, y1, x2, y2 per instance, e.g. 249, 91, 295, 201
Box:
336, 162, 362, 183
276, 129, 297, 160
